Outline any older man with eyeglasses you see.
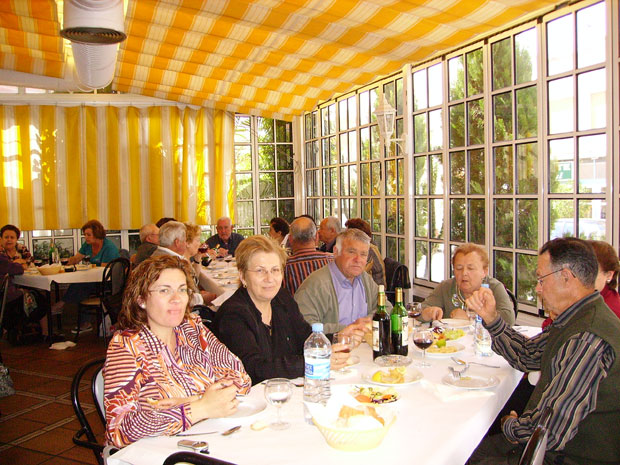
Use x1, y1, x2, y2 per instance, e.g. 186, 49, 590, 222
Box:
466, 237, 620, 465
133, 223, 159, 265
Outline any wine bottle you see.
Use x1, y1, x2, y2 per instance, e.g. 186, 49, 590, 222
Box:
391, 287, 408, 355
372, 285, 391, 360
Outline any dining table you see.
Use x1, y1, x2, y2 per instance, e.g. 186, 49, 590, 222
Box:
107, 324, 540, 465
12, 265, 104, 343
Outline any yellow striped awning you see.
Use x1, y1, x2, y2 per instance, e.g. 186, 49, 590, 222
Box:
1, 0, 560, 119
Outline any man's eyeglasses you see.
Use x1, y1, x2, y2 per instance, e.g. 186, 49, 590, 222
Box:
536, 268, 563, 286
247, 267, 282, 277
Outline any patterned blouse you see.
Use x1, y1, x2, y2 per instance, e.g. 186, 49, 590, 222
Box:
104, 314, 251, 448
0, 243, 31, 261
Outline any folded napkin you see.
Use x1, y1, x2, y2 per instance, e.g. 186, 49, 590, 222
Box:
419, 379, 495, 403
49, 341, 77, 351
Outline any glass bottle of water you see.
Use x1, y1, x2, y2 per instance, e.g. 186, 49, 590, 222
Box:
474, 282, 493, 356
303, 323, 331, 423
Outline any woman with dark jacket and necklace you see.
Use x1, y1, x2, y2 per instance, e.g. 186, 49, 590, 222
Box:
214, 235, 353, 385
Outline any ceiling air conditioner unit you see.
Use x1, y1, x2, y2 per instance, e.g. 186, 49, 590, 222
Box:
60, 0, 126, 89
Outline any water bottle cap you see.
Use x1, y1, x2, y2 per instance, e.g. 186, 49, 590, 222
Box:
311, 323, 324, 332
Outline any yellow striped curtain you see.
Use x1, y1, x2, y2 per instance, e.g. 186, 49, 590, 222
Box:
0, 104, 234, 231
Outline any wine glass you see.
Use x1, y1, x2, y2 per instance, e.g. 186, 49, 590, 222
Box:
263, 378, 293, 430
332, 332, 353, 374
413, 328, 433, 368
406, 302, 422, 333
198, 243, 209, 254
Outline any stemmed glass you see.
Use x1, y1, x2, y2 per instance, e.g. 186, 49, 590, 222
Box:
263, 378, 293, 430
406, 302, 422, 333
332, 332, 353, 374
413, 328, 433, 368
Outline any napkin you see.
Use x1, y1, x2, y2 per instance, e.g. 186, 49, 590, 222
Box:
419, 379, 495, 403
49, 341, 77, 351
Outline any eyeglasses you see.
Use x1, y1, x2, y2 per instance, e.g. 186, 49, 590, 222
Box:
536, 269, 563, 286
247, 267, 282, 277
148, 287, 190, 297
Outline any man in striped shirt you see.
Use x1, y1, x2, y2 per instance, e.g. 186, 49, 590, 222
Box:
466, 237, 620, 465
283, 216, 333, 295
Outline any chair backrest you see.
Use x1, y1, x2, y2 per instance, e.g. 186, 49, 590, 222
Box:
505, 286, 518, 318
101, 258, 130, 323
383, 257, 411, 304
163, 451, 238, 465
71, 357, 107, 465
0, 274, 10, 330
519, 406, 553, 465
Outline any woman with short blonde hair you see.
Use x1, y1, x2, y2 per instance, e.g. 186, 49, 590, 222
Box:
215, 235, 349, 384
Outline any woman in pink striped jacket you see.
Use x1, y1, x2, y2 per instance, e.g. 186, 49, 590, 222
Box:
103, 255, 251, 448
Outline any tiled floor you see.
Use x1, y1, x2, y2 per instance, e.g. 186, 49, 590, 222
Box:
0, 313, 107, 465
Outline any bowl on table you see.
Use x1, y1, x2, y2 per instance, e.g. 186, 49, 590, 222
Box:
37, 264, 63, 275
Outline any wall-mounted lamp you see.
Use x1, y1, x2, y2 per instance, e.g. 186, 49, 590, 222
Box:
374, 96, 405, 156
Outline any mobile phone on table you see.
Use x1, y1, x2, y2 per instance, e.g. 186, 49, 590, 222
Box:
177, 439, 209, 454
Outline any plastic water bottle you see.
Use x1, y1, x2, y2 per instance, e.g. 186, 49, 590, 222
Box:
474, 283, 493, 357
303, 323, 331, 423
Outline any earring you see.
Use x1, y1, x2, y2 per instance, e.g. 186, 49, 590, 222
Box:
139, 303, 146, 309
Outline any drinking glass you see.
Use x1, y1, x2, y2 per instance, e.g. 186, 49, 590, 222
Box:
332, 332, 353, 373
198, 243, 209, 254
413, 328, 433, 368
263, 378, 292, 430
406, 302, 422, 333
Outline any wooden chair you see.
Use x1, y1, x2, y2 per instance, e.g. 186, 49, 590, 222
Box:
518, 406, 553, 465
75, 258, 130, 345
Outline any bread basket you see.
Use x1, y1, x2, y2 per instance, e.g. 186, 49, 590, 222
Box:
37, 264, 63, 275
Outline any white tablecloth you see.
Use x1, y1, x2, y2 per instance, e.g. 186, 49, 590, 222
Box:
13, 267, 104, 291
108, 327, 539, 465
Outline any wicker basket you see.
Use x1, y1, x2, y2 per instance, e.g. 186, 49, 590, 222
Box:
37, 264, 63, 275
311, 407, 396, 451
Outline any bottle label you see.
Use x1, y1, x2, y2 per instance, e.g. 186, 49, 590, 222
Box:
372, 321, 380, 351
401, 316, 408, 346
304, 359, 330, 380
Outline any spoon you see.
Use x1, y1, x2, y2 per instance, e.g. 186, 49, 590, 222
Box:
451, 357, 500, 369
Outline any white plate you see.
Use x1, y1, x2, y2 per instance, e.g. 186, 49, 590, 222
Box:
346, 355, 360, 367
441, 374, 500, 389
228, 396, 267, 418
374, 354, 412, 367
435, 318, 471, 328
419, 342, 465, 358
24, 269, 40, 275
362, 368, 423, 386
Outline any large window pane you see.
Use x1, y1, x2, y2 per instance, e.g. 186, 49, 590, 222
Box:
277, 172, 294, 198
492, 38, 511, 90
469, 199, 485, 245
276, 120, 292, 142
450, 199, 466, 242
494, 146, 513, 194
548, 77, 574, 134
549, 138, 574, 194
415, 156, 428, 195
449, 56, 464, 101
578, 199, 606, 240
237, 201, 254, 228
466, 48, 483, 96
259, 173, 275, 198
578, 134, 606, 194
495, 251, 514, 291
277, 145, 293, 170
550, 199, 574, 239
258, 145, 275, 170
386, 199, 398, 235
517, 253, 537, 305
413, 69, 428, 110
430, 154, 444, 195
415, 199, 428, 237
576, 2, 606, 68
258, 117, 274, 142
517, 142, 538, 194
385, 160, 397, 196
235, 145, 252, 170
360, 127, 370, 160
430, 199, 444, 239
493, 92, 513, 141
515, 28, 538, 84
517, 199, 538, 250
235, 115, 251, 142
236, 173, 253, 199
516, 86, 537, 139
469, 149, 485, 194
468, 99, 484, 145
495, 199, 513, 247
547, 14, 574, 76
449, 104, 465, 148
415, 241, 428, 279
577, 69, 606, 131
450, 151, 465, 194
429, 109, 443, 150
428, 63, 443, 107
414, 113, 428, 153
430, 243, 445, 282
